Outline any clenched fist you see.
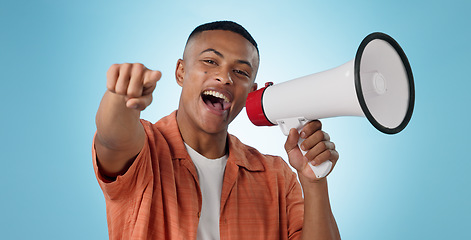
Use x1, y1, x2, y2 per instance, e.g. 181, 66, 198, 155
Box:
106, 63, 162, 111
285, 120, 339, 181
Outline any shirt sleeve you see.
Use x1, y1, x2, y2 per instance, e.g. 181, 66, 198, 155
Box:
92, 120, 154, 201
285, 166, 304, 240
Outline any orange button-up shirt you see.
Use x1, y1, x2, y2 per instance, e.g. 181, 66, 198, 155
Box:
93, 111, 304, 240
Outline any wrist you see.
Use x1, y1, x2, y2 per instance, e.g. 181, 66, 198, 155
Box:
298, 173, 328, 196
298, 171, 327, 185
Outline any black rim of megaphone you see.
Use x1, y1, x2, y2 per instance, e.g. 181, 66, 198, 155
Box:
354, 32, 415, 134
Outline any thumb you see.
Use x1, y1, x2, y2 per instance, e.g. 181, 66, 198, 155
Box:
125, 94, 153, 111
284, 128, 299, 154
284, 128, 305, 171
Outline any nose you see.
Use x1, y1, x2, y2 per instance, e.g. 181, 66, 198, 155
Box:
215, 68, 233, 85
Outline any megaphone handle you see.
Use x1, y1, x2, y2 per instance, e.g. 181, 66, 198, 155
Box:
278, 117, 333, 179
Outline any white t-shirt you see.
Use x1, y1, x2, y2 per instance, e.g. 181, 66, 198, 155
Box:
184, 143, 228, 240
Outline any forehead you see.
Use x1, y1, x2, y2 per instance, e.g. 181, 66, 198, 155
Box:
184, 30, 259, 66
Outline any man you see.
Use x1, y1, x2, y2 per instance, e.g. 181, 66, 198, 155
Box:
93, 21, 340, 239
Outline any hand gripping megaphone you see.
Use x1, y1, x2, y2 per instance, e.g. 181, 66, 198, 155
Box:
246, 32, 415, 178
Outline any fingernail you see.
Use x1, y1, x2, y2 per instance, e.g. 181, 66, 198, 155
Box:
300, 132, 306, 139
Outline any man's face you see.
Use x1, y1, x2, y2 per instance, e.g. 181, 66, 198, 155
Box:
176, 30, 259, 135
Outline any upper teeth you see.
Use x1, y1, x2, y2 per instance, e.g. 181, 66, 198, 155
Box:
203, 90, 230, 102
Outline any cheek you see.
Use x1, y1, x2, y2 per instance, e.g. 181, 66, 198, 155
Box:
233, 86, 252, 107
183, 70, 205, 87
238, 82, 254, 97
181, 79, 200, 100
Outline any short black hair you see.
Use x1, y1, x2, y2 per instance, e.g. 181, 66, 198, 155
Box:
186, 20, 259, 55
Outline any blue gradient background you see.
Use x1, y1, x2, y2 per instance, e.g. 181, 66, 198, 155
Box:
1, 0, 469, 239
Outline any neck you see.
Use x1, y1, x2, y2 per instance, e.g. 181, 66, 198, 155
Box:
176, 111, 228, 159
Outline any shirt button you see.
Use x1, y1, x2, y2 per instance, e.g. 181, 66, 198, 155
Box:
197, 212, 201, 218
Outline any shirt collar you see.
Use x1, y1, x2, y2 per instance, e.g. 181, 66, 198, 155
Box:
227, 135, 265, 172
157, 111, 265, 172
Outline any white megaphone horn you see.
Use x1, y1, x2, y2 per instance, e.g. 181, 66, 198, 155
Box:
246, 32, 415, 178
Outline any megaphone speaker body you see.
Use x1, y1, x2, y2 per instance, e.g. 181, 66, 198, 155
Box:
262, 60, 361, 133
246, 32, 415, 178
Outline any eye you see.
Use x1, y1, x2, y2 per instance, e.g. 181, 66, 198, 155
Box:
234, 69, 250, 78
202, 59, 217, 65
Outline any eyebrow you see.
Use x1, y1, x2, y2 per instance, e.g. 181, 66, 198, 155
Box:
200, 48, 253, 69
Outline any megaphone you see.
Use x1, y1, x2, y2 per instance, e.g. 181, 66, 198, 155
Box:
246, 32, 415, 178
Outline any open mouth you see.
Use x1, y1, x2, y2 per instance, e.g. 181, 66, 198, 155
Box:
201, 90, 232, 112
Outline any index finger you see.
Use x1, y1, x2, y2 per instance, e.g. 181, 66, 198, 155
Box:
300, 120, 322, 139
142, 70, 162, 95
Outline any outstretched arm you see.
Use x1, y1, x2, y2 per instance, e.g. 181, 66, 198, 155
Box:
95, 63, 161, 178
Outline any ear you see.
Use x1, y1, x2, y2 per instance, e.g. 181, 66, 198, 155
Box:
175, 59, 185, 87
250, 82, 258, 92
